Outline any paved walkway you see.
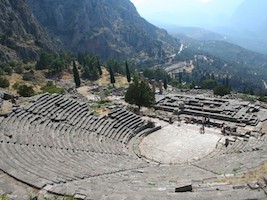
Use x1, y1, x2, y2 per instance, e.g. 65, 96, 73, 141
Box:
139, 123, 222, 164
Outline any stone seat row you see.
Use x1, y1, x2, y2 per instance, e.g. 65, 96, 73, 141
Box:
0, 94, 154, 154
223, 135, 266, 154
0, 94, 162, 193
0, 141, 147, 189
25, 93, 90, 124
0, 93, 154, 149
23, 94, 154, 145
109, 108, 146, 130
0, 110, 148, 157
0, 109, 127, 155
74, 112, 139, 145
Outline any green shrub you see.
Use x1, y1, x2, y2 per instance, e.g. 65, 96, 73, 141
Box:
24, 66, 33, 71
46, 81, 54, 87
0, 194, 11, 200
0, 68, 4, 75
200, 79, 217, 89
22, 72, 35, 81
241, 94, 256, 102
41, 81, 64, 94
0, 76, 10, 88
258, 96, 267, 103
213, 84, 230, 96
8, 61, 16, 68
17, 85, 35, 97
3, 65, 12, 75
104, 89, 110, 97
36, 52, 54, 70
12, 82, 20, 90
14, 66, 24, 74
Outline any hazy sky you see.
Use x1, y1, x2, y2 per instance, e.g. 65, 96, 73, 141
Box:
131, 0, 245, 27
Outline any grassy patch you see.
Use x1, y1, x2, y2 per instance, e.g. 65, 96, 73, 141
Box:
258, 96, 267, 103
0, 194, 10, 200
96, 68, 129, 87
43, 196, 74, 200
219, 162, 267, 184
148, 182, 156, 186
91, 100, 111, 116
240, 94, 256, 102
232, 167, 241, 175
41, 81, 64, 94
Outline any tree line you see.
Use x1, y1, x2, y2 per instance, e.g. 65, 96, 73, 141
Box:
1, 50, 267, 101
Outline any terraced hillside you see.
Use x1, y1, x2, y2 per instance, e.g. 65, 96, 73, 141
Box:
0, 94, 267, 199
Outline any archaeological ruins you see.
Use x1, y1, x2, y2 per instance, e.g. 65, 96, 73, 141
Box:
0, 89, 267, 199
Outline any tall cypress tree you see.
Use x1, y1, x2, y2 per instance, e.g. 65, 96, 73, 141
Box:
109, 66, 115, 87
73, 60, 81, 87
125, 60, 131, 83
97, 57, 102, 76
163, 79, 167, 90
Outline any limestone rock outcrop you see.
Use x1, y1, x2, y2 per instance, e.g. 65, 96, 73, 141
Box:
0, 0, 55, 62
26, 0, 180, 59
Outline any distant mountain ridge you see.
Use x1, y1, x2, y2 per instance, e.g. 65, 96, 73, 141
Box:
149, 0, 267, 55
212, 0, 267, 54
230, 0, 267, 32
26, 0, 180, 60
156, 24, 227, 42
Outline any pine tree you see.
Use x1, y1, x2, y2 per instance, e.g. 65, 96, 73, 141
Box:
72, 61, 81, 87
125, 77, 155, 109
178, 73, 182, 84
109, 66, 115, 87
125, 60, 131, 83
213, 84, 230, 96
97, 57, 102, 76
82, 65, 90, 80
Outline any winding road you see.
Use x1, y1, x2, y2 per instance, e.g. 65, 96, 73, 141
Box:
263, 80, 267, 89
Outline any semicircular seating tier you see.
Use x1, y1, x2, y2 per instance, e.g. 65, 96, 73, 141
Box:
0, 93, 267, 199
0, 93, 158, 188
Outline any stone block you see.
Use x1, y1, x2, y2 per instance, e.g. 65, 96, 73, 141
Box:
233, 183, 247, 190
248, 182, 260, 190
175, 184, 192, 193
74, 193, 87, 200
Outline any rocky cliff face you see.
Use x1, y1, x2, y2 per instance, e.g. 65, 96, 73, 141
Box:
0, 0, 55, 63
26, 0, 180, 59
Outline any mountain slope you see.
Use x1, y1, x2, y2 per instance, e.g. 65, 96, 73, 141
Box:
26, 0, 180, 60
168, 33, 267, 91
0, 0, 55, 63
188, 40, 267, 68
